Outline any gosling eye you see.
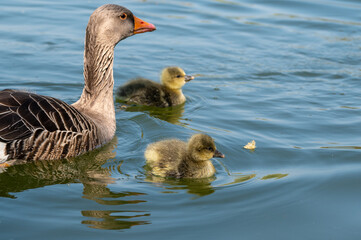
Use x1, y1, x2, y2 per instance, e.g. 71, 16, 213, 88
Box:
207, 147, 214, 151
119, 13, 127, 20
176, 75, 181, 78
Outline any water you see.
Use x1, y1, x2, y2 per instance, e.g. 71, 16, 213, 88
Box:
1, 0, 361, 239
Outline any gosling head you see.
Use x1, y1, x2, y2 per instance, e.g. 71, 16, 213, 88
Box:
87, 4, 156, 46
160, 67, 194, 90
187, 134, 225, 162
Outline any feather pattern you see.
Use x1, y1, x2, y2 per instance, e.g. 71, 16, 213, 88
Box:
145, 134, 222, 178
0, 89, 100, 161
117, 78, 172, 107
116, 66, 192, 108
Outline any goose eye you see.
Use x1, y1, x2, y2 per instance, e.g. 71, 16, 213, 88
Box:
120, 13, 127, 20
176, 75, 181, 78
208, 147, 214, 151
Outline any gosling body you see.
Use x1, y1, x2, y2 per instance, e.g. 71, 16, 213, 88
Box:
145, 134, 224, 178
117, 67, 193, 107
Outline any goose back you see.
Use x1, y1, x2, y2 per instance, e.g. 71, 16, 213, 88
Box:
0, 89, 100, 161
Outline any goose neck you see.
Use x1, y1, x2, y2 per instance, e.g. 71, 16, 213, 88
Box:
72, 40, 117, 143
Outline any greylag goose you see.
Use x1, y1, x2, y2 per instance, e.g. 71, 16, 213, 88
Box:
116, 66, 194, 107
145, 134, 225, 178
0, 4, 156, 165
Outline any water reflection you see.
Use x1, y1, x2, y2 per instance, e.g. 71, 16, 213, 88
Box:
146, 174, 216, 197
217, 172, 289, 187
261, 173, 288, 180
81, 183, 150, 230
0, 137, 150, 230
117, 102, 186, 125
218, 173, 256, 187
81, 210, 150, 230
320, 146, 361, 150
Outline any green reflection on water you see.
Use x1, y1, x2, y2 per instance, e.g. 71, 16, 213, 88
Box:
81, 183, 150, 230
320, 146, 361, 150
261, 173, 289, 180
145, 174, 216, 197
218, 173, 256, 187
0, 137, 151, 231
217, 172, 289, 187
116, 100, 186, 126
81, 210, 150, 230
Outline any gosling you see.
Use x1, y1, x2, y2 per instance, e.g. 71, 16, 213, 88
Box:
145, 134, 225, 178
116, 66, 194, 107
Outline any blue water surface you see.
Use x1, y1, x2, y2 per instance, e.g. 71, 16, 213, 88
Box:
1, 0, 361, 239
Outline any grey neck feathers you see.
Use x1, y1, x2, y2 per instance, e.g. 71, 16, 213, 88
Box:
72, 33, 117, 143
74, 27, 116, 107
82, 40, 114, 103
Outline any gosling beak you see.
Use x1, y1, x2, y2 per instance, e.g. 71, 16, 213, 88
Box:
213, 149, 225, 158
185, 75, 194, 82
133, 16, 156, 34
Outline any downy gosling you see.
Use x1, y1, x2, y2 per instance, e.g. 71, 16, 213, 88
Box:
116, 66, 194, 107
145, 134, 225, 178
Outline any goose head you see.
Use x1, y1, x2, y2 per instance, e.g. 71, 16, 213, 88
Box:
86, 4, 156, 47
160, 67, 194, 90
187, 134, 225, 162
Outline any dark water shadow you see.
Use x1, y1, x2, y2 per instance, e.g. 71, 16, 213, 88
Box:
145, 173, 216, 198
0, 137, 150, 231
81, 184, 150, 230
116, 100, 187, 126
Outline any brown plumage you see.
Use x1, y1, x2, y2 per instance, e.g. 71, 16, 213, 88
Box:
0, 89, 99, 161
116, 66, 194, 107
0, 4, 156, 164
145, 134, 225, 178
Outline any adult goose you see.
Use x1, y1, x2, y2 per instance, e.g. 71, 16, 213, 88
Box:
0, 4, 156, 165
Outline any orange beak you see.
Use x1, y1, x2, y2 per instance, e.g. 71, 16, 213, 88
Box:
133, 16, 156, 34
